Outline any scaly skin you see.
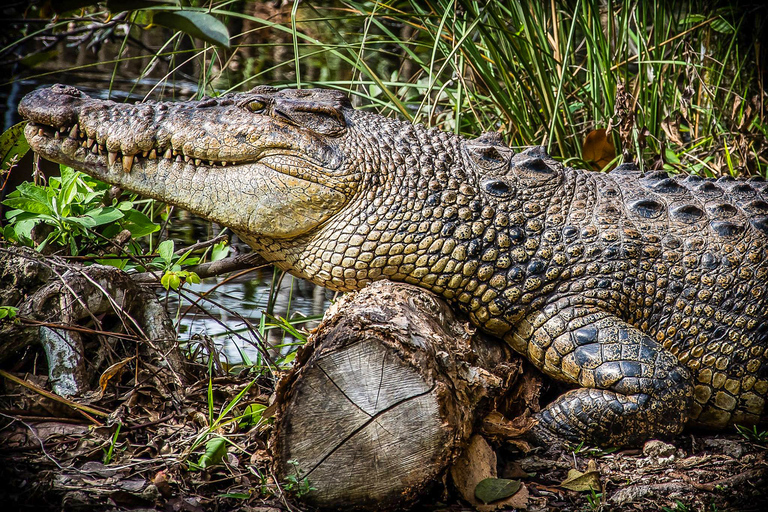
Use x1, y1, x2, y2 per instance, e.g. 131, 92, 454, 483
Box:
19, 84, 768, 446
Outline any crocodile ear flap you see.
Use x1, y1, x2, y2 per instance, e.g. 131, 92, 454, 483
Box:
509, 146, 560, 185
465, 132, 513, 171
273, 99, 347, 137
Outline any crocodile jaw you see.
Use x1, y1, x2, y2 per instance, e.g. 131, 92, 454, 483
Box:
20, 85, 349, 239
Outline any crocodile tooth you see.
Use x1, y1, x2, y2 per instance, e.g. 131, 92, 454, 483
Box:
87, 137, 95, 148
142, 150, 149, 158
176, 155, 183, 162
149, 149, 157, 159
108, 151, 118, 166
54, 130, 60, 139
209, 160, 214, 166
38, 128, 45, 137
194, 158, 202, 166
69, 125, 79, 138
164, 148, 173, 159
220, 161, 227, 166
184, 155, 191, 163
59, 126, 67, 134
91, 144, 99, 154
122, 154, 134, 173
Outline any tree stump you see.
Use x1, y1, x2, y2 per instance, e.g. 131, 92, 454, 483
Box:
272, 281, 523, 509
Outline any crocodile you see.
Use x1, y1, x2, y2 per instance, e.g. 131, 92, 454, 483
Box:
18, 84, 768, 446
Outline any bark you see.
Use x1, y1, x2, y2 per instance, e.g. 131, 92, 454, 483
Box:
271, 280, 524, 510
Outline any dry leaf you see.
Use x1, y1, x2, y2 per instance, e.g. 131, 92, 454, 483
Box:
482, 411, 534, 438
559, 459, 601, 492
451, 435, 529, 511
98, 356, 136, 393
583, 129, 616, 171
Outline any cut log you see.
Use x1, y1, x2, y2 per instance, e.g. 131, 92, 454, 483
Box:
272, 280, 524, 510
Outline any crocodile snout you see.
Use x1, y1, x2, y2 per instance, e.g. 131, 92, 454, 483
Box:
19, 84, 86, 128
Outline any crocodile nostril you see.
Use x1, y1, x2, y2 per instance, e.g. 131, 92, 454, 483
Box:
52, 84, 81, 97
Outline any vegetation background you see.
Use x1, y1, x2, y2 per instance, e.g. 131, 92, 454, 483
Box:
0, 2, 766, 510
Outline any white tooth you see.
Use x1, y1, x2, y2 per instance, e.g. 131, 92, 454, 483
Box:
220, 161, 227, 166
176, 155, 183, 162
108, 151, 118, 166
69, 125, 79, 138
87, 138, 95, 148
184, 155, 190, 162
142, 151, 149, 158
194, 159, 201, 166
38, 128, 45, 136
59, 126, 67, 133
54, 130, 60, 139
122, 154, 135, 173
91, 144, 98, 154
149, 149, 157, 159
164, 148, 172, 159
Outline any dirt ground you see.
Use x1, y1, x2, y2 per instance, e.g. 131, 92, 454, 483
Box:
1, 367, 766, 512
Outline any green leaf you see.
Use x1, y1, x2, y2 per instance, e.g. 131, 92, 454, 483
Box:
15, 181, 53, 209
681, 14, 706, 25
158, 239, 174, 263
474, 478, 522, 504
238, 403, 266, 428
0, 306, 19, 320
218, 492, 251, 499
152, 11, 230, 49
2, 197, 51, 215
121, 209, 160, 237
198, 437, 228, 468
0, 122, 30, 170
711, 17, 735, 34
161, 272, 181, 290
63, 216, 97, 228
211, 240, 229, 262
85, 206, 124, 226
664, 147, 681, 165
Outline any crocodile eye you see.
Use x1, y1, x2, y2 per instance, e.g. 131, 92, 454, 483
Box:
247, 100, 266, 113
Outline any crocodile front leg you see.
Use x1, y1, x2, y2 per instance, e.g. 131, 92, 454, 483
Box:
511, 303, 695, 446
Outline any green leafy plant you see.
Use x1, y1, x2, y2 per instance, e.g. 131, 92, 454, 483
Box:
736, 424, 768, 444
196, 436, 229, 469
102, 423, 123, 464
151, 240, 202, 290
283, 459, 316, 498
663, 500, 691, 512
2, 164, 159, 255
0, 306, 19, 322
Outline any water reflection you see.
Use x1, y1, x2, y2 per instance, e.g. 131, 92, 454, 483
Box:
164, 267, 330, 366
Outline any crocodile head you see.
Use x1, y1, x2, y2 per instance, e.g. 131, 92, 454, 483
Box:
19, 84, 558, 292
19, 84, 363, 241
